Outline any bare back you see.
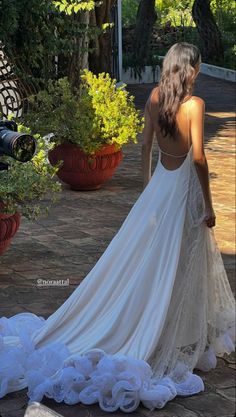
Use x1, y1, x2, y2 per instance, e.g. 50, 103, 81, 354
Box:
146, 87, 193, 171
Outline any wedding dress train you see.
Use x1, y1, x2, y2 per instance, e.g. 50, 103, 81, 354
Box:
0, 148, 235, 412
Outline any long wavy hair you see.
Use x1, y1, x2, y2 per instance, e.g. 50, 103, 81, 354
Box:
158, 42, 201, 138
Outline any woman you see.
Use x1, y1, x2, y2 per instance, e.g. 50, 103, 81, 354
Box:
142, 43, 215, 227
0, 43, 235, 413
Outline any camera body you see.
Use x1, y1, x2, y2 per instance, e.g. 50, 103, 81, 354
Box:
0, 120, 18, 134
0, 120, 36, 170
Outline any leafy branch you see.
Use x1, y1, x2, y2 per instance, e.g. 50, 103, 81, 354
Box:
53, 0, 97, 14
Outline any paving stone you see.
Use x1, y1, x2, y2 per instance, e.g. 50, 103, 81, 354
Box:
41, 400, 148, 417
141, 402, 200, 416
223, 352, 236, 365
176, 392, 235, 417
216, 387, 236, 402
0, 396, 26, 413
200, 364, 236, 389
0, 411, 25, 417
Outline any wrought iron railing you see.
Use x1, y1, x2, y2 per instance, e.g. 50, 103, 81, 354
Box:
0, 44, 37, 118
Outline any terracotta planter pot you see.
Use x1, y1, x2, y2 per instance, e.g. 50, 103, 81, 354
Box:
49, 143, 123, 191
0, 206, 21, 255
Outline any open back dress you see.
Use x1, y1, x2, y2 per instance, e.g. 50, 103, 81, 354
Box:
0, 93, 235, 413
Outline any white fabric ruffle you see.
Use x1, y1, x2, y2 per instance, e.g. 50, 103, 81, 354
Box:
0, 312, 234, 413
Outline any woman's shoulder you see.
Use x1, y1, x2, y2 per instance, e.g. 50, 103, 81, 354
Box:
146, 86, 159, 110
188, 96, 205, 109
145, 86, 159, 114
150, 86, 159, 102
184, 96, 205, 119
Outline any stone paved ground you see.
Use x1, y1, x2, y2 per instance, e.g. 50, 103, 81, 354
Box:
0, 74, 235, 417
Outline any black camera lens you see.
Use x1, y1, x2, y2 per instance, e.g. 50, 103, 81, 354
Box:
0, 129, 36, 162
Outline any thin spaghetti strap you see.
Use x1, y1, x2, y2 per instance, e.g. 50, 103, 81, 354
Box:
158, 148, 188, 158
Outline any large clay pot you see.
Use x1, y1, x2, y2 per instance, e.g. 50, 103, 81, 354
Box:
49, 143, 123, 191
0, 207, 21, 255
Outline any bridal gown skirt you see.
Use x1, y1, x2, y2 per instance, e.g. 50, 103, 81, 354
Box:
0, 149, 235, 412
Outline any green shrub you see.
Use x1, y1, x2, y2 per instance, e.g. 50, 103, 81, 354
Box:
155, 0, 194, 28
25, 71, 144, 155
223, 44, 236, 70
0, 123, 61, 217
0, 0, 97, 88
122, 0, 139, 27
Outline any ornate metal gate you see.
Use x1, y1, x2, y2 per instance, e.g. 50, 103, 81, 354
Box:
0, 44, 37, 118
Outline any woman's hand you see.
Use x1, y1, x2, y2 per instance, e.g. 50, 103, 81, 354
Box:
205, 205, 216, 228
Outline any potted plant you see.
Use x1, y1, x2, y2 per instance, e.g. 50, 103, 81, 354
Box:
25, 71, 144, 190
0, 122, 61, 255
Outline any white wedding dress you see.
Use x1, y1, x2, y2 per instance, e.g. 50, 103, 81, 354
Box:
0, 145, 235, 412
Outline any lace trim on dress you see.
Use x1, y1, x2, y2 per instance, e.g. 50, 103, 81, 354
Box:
0, 311, 234, 413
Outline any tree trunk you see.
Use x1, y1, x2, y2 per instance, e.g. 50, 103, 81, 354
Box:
89, 0, 116, 75
132, 0, 157, 67
68, 11, 90, 88
192, 0, 224, 64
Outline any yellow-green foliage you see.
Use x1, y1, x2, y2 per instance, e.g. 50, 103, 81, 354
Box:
81, 70, 144, 153
0, 123, 61, 218
53, 0, 96, 14
25, 71, 144, 155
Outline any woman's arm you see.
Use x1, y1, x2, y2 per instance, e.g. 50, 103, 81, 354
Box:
190, 97, 216, 228
142, 100, 155, 189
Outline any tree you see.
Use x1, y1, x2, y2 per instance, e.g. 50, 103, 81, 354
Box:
89, 0, 116, 74
192, 0, 224, 63
0, 0, 119, 88
54, 0, 118, 75
0, 0, 95, 88
132, 0, 157, 67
